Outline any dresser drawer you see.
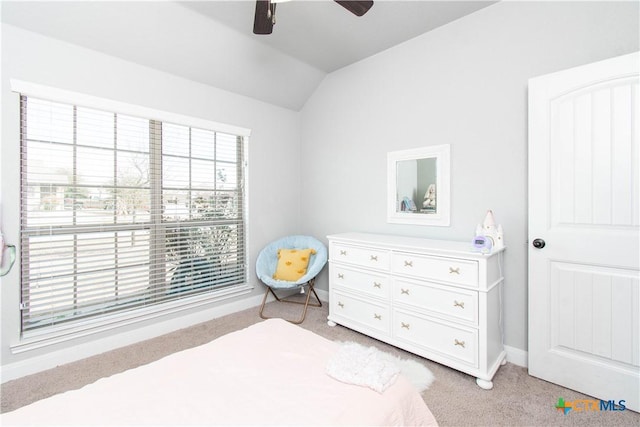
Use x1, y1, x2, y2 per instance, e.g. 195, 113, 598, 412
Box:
391, 252, 478, 287
330, 242, 390, 271
393, 279, 478, 325
331, 265, 390, 299
393, 310, 478, 367
331, 290, 390, 335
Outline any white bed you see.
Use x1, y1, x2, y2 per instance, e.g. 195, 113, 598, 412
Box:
1, 319, 438, 426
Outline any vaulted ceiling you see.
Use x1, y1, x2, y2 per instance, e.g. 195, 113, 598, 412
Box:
1, 1, 496, 110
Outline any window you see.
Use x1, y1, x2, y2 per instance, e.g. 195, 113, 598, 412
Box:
19, 95, 247, 336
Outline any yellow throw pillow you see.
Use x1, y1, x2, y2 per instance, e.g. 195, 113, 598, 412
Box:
273, 248, 316, 281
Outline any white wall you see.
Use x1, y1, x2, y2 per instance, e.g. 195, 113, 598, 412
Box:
300, 1, 640, 353
0, 24, 301, 378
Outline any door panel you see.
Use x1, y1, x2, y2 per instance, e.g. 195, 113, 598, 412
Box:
529, 52, 639, 412
551, 262, 639, 364
551, 78, 639, 228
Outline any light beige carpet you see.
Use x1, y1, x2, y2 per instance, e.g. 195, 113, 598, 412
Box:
2, 300, 639, 426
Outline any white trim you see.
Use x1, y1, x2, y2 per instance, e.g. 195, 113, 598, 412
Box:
1, 291, 263, 383
10, 84, 252, 360
12, 285, 253, 354
2, 289, 330, 383
504, 344, 528, 368
10, 79, 252, 137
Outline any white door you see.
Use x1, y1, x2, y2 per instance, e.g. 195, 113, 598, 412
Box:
529, 52, 639, 412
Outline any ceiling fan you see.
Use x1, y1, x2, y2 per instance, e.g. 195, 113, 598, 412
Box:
253, 0, 374, 35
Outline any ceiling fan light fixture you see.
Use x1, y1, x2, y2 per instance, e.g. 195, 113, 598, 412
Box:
268, 3, 274, 20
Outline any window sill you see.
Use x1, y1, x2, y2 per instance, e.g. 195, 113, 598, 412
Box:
11, 284, 253, 354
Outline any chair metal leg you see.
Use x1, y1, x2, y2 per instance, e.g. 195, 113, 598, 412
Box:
259, 278, 322, 324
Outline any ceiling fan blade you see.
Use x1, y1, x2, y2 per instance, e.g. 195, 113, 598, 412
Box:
335, 1, 373, 17
253, 0, 274, 35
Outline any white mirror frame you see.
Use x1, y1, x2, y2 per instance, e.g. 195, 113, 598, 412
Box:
387, 144, 450, 226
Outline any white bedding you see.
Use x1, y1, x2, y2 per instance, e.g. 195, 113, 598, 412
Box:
1, 319, 438, 426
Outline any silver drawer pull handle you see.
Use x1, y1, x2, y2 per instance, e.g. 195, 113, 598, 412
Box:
449, 267, 460, 274
337, 273, 344, 279
373, 282, 382, 288
401, 288, 410, 295
404, 260, 413, 267
453, 300, 465, 309
401, 322, 410, 330
340, 250, 347, 256
370, 255, 378, 261
454, 339, 465, 348
338, 302, 344, 308
374, 313, 382, 320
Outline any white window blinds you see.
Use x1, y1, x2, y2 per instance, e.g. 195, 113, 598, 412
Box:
20, 96, 247, 334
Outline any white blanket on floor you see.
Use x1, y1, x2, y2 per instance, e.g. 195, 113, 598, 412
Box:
326, 342, 400, 393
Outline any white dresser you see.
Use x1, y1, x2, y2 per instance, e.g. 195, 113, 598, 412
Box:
327, 232, 506, 389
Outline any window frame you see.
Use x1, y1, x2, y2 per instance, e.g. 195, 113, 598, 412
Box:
10, 80, 252, 352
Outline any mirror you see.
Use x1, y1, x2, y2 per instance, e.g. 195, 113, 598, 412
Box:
387, 144, 450, 226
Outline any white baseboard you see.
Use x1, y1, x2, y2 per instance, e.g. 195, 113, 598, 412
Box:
1, 287, 331, 383
1, 293, 266, 383
504, 344, 528, 368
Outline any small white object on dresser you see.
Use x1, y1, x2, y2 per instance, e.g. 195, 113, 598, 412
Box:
327, 232, 506, 389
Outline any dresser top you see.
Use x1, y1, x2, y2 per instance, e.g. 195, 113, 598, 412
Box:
327, 232, 505, 258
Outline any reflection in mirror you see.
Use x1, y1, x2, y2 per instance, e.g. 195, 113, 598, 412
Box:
396, 157, 437, 214
387, 144, 450, 226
